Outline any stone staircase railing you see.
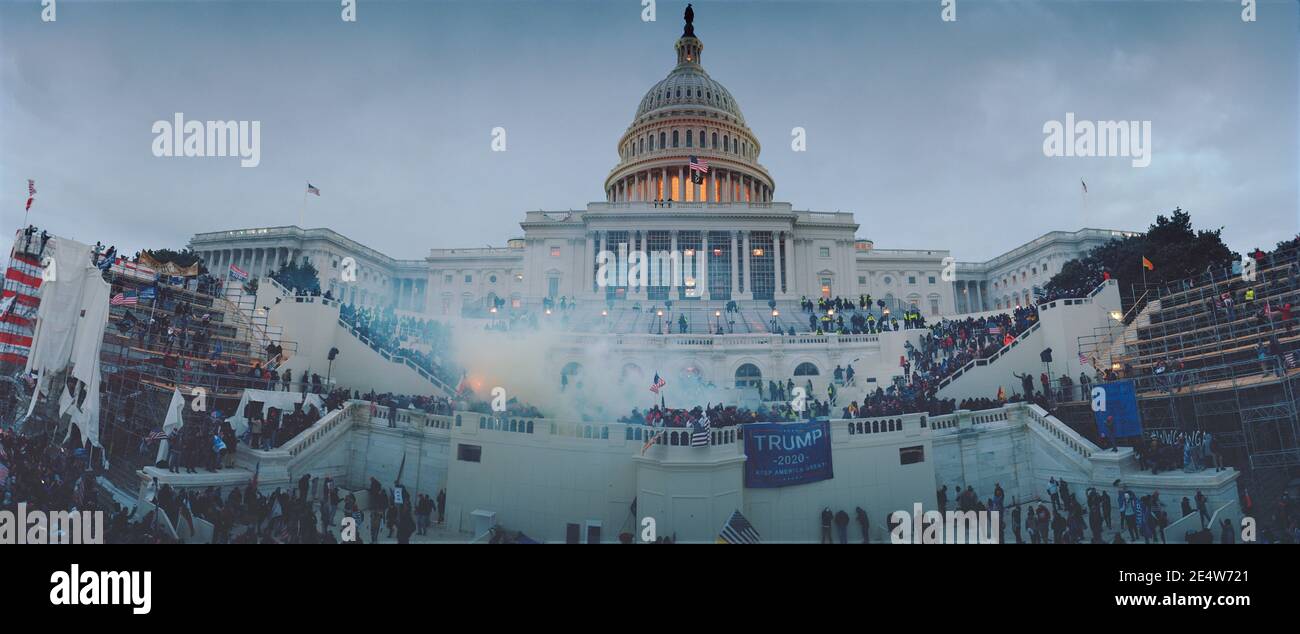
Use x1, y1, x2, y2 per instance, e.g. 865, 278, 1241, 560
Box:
336, 317, 454, 395
936, 320, 1042, 390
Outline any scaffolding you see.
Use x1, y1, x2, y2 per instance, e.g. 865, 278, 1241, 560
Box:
1058, 245, 1300, 504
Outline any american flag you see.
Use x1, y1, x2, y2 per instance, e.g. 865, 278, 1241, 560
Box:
1079, 352, 1089, 365
717, 509, 761, 544
640, 426, 665, 455
689, 156, 709, 174
649, 372, 666, 394
988, 326, 1002, 335
110, 291, 138, 306
306, 183, 320, 196
1286, 351, 1297, 369
0, 463, 8, 488
690, 412, 711, 447
146, 429, 168, 442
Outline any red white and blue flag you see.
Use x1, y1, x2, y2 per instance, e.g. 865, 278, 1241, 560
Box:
689, 156, 708, 184
228, 263, 249, 282
110, 291, 138, 306
649, 372, 666, 394
306, 183, 320, 196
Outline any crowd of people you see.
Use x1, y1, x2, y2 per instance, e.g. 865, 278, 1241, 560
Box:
899, 305, 1039, 396
0, 428, 180, 543
338, 303, 460, 387
797, 294, 927, 335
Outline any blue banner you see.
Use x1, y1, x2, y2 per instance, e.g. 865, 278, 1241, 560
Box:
742, 419, 834, 488
1092, 380, 1143, 439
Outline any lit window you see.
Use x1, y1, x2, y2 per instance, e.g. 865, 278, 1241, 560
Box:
550, 246, 561, 257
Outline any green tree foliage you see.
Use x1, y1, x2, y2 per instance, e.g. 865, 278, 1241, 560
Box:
269, 260, 322, 295
1043, 208, 1233, 311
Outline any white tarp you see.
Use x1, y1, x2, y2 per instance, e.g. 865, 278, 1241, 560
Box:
22, 236, 111, 451
225, 389, 325, 436
25, 238, 91, 378
155, 388, 185, 464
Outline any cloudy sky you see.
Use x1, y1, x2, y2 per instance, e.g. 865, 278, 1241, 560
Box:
1, 0, 1296, 264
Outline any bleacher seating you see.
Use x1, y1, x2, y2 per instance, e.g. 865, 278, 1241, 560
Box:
1116, 247, 1300, 396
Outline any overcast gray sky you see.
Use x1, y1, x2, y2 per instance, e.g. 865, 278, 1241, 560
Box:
1, 0, 1296, 264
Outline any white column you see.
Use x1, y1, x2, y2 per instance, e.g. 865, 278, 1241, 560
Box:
773, 231, 783, 298
742, 230, 753, 299
780, 233, 790, 298
585, 233, 595, 295
700, 231, 711, 301
669, 230, 679, 297
730, 231, 740, 298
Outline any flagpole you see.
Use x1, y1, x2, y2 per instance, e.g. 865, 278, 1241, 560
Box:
299, 188, 307, 228
1080, 178, 1088, 228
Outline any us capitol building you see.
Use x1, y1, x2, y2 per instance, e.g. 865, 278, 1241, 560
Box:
189, 14, 1135, 323
167, 9, 1236, 544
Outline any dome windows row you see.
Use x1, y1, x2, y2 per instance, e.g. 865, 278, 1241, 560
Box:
621, 126, 756, 162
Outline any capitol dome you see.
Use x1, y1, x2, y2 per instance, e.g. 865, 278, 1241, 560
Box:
605, 9, 774, 204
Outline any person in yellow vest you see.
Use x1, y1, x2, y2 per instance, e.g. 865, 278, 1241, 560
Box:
1245, 288, 1256, 303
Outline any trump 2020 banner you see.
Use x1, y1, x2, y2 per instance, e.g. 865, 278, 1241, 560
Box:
742, 419, 834, 488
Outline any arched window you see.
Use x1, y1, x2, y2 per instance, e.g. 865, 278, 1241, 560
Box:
794, 362, 819, 377
724, 135, 730, 152
672, 130, 679, 148
734, 363, 762, 389
659, 132, 666, 148
712, 132, 718, 149
686, 130, 693, 147
620, 363, 644, 385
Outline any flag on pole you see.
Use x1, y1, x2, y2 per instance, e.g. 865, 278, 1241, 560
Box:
1142, 256, 1154, 271
228, 263, 249, 282
690, 412, 711, 447
649, 372, 666, 394
110, 291, 138, 306
306, 183, 321, 196
396, 452, 407, 485
689, 156, 708, 184
250, 461, 261, 490
717, 509, 761, 544
27, 180, 35, 196
641, 425, 666, 455
1079, 351, 1089, 366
